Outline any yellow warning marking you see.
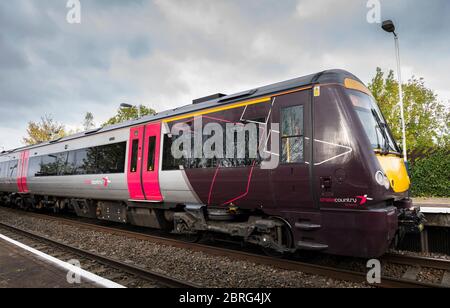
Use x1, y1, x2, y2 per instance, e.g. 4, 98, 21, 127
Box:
164, 97, 271, 123
314, 86, 321, 97
163, 85, 314, 123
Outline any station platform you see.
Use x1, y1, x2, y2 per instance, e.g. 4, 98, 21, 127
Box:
411, 198, 450, 228
404, 198, 450, 255
414, 198, 450, 214
0, 238, 97, 288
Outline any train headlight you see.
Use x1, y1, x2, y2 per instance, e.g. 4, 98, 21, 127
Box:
375, 171, 390, 190
383, 177, 390, 190
384, 176, 391, 190
375, 171, 385, 186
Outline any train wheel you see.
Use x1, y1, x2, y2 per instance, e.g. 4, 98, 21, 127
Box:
261, 217, 294, 257
175, 221, 203, 243
178, 232, 203, 243
14, 198, 22, 209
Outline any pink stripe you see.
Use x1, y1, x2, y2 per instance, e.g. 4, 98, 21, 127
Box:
207, 164, 221, 205
16, 152, 23, 192
221, 161, 256, 206
23, 151, 29, 192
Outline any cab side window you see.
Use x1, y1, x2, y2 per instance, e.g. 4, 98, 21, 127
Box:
281, 105, 304, 164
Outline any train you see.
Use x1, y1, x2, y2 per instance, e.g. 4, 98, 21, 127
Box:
0, 69, 424, 258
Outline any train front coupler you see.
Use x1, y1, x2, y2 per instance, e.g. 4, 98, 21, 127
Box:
394, 198, 425, 235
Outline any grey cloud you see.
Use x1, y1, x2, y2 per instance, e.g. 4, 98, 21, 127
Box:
0, 0, 449, 150
0, 35, 29, 69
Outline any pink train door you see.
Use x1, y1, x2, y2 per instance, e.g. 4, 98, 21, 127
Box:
17, 150, 29, 193
142, 123, 163, 202
127, 123, 163, 202
128, 126, 145, 200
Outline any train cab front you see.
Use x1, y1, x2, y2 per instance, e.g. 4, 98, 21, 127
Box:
373, 132, 425, 236
375, 153, 425, 236
347, 80, 425, 238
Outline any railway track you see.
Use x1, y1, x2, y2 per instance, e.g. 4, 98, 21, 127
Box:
384, 253, 450, 271
0, 208, 447, 288
0, 222, 199, 288
383, 253, 450, 287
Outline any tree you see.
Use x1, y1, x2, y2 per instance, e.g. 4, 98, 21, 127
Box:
23, 115, 67, 145
83, 112, 95, 131
102, 105, 156, 127
368, 67, 449, 152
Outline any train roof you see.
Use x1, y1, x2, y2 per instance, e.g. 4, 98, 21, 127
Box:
1, 69, 362, 156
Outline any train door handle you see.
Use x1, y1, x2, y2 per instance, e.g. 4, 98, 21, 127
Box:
320, 177, 332, 191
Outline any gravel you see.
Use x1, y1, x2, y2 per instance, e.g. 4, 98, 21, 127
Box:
390, 249, 450, 261
0, 208, 367, 288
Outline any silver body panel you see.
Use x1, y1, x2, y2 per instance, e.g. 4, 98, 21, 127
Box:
158, 123, 200, 204
0, 153, 20, 193
27, 173, 128, 201
1, 128, 131, 201
159, 170, 200, 204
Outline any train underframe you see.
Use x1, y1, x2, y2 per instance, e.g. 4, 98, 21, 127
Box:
0, 192, 424, 258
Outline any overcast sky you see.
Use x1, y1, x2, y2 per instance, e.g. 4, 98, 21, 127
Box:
0, 0, 449, 150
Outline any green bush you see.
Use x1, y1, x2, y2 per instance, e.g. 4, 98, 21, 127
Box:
410, 148, 450, 197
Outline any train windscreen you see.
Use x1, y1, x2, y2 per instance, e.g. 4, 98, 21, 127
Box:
348, 90, 400, 154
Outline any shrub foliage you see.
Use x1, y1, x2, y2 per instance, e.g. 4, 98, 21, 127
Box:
410, 148, 450, 197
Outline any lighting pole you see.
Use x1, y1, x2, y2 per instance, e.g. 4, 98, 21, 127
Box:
382, 20, 407, 163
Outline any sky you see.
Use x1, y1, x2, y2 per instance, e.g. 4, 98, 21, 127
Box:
0, 0, 449, 150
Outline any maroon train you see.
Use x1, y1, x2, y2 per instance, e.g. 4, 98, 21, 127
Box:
0, 69, 424, 258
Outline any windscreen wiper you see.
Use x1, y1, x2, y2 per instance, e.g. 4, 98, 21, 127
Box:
371, 109, 390, 155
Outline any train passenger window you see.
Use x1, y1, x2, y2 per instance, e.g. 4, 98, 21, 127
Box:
2, 162, 6, 178
130, 140, 139, 173
28, 156, 42, 177
63, 151, 77, 175
82, 148, 98, 174
26, 142, 127, 177
281, 105, 304, 164
3, 162, 7, 178
0, 162, 5, 178
35, 152, 68, 176
162, 134, 187, 171
162, 124, 261, 171
2, 161, 9, 179
56, 152, 68, 176
113, 142, 127, 173
147, 137, 156, 171
4, 162, 8, 178
40, 155, 59, 176
73, 149, 88, 175
8, 160, 18, 178
162, 135, 178, 171
97, 142, 126, 174
222, 125, 258, 168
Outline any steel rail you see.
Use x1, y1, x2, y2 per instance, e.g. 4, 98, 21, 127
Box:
383, 253, 450, 271
0, 209, 445, 288
0, 222, 200, 289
